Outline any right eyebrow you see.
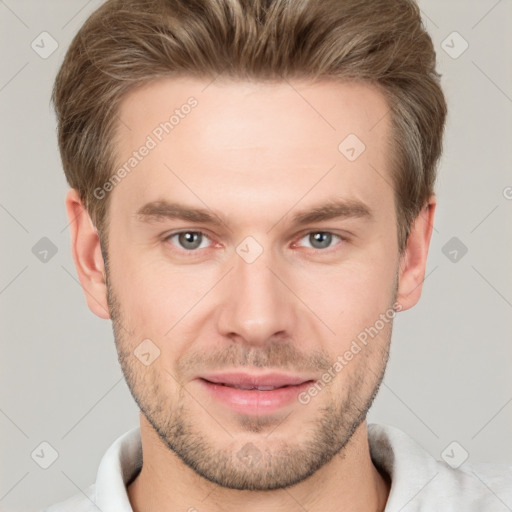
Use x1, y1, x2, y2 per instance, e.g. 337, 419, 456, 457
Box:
134, 200, 225, 227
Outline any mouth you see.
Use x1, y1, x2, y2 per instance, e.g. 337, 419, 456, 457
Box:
195, 372, 317, 415
198, 371, 315, 389
199, 379, 310, 391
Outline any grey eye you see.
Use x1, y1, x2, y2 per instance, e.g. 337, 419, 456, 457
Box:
176, 231, 205, 250
307, 232, 334, 249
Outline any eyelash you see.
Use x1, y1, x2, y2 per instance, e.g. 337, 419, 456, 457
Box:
163, 230, 347, 255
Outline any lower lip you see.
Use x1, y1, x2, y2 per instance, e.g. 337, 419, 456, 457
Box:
197, 379, 314, 415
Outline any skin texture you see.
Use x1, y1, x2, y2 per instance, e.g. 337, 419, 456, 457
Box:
66, 77, 436, 512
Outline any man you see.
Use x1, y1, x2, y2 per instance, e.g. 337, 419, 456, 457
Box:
43, 0, 511, 510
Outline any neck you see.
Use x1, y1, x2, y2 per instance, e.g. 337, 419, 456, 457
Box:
127, 414, 390, 512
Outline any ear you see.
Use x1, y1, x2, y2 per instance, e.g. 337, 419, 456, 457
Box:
396, 195, 436, 311
65, 188, 110, 320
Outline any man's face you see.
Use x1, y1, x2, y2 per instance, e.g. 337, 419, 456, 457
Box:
105, 77, 400, 490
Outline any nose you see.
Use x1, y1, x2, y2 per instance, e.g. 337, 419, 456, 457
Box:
216, 241, 298, 347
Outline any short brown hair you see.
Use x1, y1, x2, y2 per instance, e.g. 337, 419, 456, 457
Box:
52, 0, 447, 255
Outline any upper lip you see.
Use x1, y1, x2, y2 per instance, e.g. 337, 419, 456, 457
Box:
198, 372, 315, 388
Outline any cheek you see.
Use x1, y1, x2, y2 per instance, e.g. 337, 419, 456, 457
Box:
113, 254, 215, 337
303, 258, 395, 313
293, 254, 397, 351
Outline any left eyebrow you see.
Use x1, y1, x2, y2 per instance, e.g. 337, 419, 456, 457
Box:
289, 199, 373, 225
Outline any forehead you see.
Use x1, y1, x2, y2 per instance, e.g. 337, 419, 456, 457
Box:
111, 77, 392, 220
116, 76, 390, 148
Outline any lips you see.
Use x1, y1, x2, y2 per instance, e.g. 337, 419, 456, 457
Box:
202, 382, 288, 391
197, 372, 317, 415
198, 372, 314, 390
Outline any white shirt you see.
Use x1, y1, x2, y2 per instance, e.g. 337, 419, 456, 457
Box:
41, 423, 512, 511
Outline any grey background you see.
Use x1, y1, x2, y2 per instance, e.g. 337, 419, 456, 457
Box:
1, 0, 511, 511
